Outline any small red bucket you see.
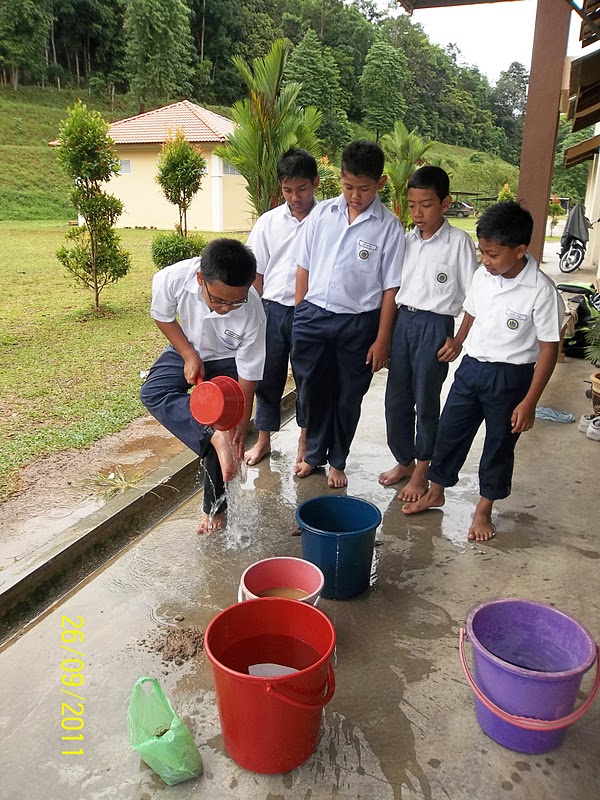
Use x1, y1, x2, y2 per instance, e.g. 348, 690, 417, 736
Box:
204, 598, 335, 773
189, 376, 245, 430
238, 557, 325, 605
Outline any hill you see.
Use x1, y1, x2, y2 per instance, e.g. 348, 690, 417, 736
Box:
428, 142, 519, 201
0, 87, 519, 221
0, 87, 148, 221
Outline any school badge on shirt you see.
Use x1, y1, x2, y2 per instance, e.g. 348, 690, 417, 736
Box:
357, 240, 377, 261
505, 308, 526, 331
436, 272, 448, 283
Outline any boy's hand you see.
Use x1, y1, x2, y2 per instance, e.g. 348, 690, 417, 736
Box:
366, 338, 389, 373
437, 336, 462, 363
511, 399, 536, 433
184, 353, 205, 385
232, 424, 246, 460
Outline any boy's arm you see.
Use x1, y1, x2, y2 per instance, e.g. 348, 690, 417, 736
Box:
232, 377, 256, 459
253, 273, 264, 295
155, 320, 204, 383
511, 340, 560, 433
295, 266, 309, 304
366, 288, 398, 373
438, 312, 475, 362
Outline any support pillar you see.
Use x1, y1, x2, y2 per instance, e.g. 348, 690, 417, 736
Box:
518, 0, 571, 263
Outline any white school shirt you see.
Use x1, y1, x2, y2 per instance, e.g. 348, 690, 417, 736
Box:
150, 257, 266, 381
297, 194, 405, 314
463, 255, 564, 364
395, 220, 478, 316
246, 201, 317, 306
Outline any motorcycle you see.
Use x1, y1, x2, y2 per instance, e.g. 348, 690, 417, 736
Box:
558, 202, 593, 273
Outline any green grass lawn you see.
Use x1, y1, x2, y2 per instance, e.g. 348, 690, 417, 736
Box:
0, 221, 246, 501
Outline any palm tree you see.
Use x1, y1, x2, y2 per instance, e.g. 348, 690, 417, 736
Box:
586, 316, 600, 365
382, 121, 433, 227
215, 39, 322, 217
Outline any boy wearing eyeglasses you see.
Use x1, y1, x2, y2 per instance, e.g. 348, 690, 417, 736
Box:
140, 238, 266, 533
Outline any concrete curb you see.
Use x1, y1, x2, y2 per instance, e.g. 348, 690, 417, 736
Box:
0, 390, 298, 631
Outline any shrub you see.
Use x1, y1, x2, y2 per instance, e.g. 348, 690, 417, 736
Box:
151, 232, 207, 270
56, 101, 130, 309
378, 176, 394, 210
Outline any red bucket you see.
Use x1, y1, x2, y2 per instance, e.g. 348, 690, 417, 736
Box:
204, 598, 336, 773
189, 376, 245, 430
238, 557, 325, 605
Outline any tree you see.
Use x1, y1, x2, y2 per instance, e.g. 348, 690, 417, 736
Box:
215, 38, 322, 216
124, 0, 194, 110
491, 62, 528, 164
382, 121, 433, 226
360, 40, 408, 140
548, 197, 564, 236
498, 183, 516, 202
552, 117, 594, 204
378, 16, 445, 138
285, 29, 352, 155
0, 0, 52, 89
156, 129, 207, 236
56, 101, 130, 310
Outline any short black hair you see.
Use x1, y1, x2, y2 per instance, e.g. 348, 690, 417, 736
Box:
340, 140, 384, 181
476, 201, 533, 247
408, 166, 450, 203
277, 148, 318, 182
199, 238, 256, 286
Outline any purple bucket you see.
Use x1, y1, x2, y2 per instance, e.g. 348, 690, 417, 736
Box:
460, 599, 599, 754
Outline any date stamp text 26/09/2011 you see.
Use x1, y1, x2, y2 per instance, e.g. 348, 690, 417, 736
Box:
60, 616, 85, 756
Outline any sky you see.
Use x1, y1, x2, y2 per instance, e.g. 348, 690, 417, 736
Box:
384, 0, 595, 85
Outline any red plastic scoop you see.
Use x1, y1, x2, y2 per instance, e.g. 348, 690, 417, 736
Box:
189, 376, 246, 430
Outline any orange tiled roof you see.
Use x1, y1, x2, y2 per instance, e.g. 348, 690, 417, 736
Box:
107, 100, 234, 144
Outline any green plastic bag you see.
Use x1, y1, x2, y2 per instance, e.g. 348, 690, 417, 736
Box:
127, 677, 203, 786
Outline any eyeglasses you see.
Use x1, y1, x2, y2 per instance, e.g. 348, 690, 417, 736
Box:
203, 281, 249, 308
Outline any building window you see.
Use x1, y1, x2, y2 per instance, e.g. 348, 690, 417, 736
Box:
222, 162, 241, 176
119, 159, 132, 174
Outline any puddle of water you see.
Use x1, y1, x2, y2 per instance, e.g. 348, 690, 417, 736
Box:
0, 499, 104, 568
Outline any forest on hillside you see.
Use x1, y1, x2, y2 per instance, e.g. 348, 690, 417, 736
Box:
1, 0, 530, 164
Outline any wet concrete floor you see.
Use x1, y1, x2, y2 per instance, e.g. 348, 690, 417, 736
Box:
1, 349, 599, 800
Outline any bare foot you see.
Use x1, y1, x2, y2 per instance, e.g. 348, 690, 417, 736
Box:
398, 460, 429, 502
378, 462, 414, 486
401, 484, 445, 515
293, 459, 315, 478
244, 431, 271, 466
398, 477, 428, 502
328, 467, 347, 488
196, 511, 227, 534
468, 498, 495, 542
211, 430, 240, 482
296, 428, 307, 463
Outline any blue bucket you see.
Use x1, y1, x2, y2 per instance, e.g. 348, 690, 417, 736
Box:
296, 495, 382, 600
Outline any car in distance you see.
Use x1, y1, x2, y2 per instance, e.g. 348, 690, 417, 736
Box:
446, 200, 475, 218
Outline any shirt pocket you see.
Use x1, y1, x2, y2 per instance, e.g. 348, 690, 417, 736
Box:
429, 261, 455, 292
220, 329, 243, 350
503, 307, 530, 335
353, 239, 381, 273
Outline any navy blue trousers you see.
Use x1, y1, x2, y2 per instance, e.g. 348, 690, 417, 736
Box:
140, 346, 237, 514
385, 307, 454, 465
427, 355, 535, 500
291, 300, 380, 470
254, 300, 305, 432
